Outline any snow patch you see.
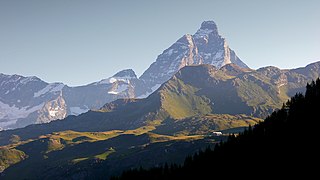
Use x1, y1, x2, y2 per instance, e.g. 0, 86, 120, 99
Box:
165, 49, 174, 56
213, 50, 224, 59
97, 79, 111, 85
108, 84, 128, 95
0, 101, 44, 128
51, 83, 65, 92
0, 120, 17, 128
151, 84, 161, 91
194, 28, 214, 39
107, 91, 118, 95
185, 34, 194, 45
5, 76, 21, 84
70, 107, 89, 116
96, 76, 134, 85
20, 76, 38, 85
109, 77, 117, 84
203, 53, 212, 60
34, 83, 64, 97
0, 101, 44, 119
49, 109, 59, 117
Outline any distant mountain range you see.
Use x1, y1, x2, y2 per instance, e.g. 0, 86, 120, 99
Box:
0, 20, 320, 179
0, 61, 319, 178
0, 69, 139, 130
1, 61, 319, 143
0, 21, 248, 130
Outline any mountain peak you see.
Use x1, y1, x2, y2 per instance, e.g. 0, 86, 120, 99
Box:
200, 21, 218, 30
174, 64, 218, 84
220, 63, 251, 76
138, 20, 248, 97
95, 69, 137, 85
194, 21, 219, 38
0, 73, 42, 85
113, 69, 137, 78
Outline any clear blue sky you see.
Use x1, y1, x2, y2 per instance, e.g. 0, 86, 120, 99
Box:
0, 0, 319, 86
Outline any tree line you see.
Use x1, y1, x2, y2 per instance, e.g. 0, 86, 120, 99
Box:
112, 78, 320, 179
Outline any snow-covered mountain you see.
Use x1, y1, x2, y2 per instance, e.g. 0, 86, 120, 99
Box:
138, 21, 248, 95
0, 20, 247, 130
94, 69, 138, 95
0, 70, 139, 130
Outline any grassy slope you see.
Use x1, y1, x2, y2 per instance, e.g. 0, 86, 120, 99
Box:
153, 114, 262, 136
0, 148, 26, 173
0, 113, 261, 178
160, 78, 211, 119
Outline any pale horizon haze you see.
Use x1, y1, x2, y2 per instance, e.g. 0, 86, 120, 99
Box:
0, 0, 319, 86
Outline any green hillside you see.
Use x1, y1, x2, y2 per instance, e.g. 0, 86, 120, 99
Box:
0, 148, 26, 173
114, 78, 320, 179
0, 112, 261, 179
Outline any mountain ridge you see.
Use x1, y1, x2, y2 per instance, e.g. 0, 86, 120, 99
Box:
1, 60, 319, 130
0, 20, 248, 130
1, 61, 319, 145
0, 61, 319, 178
0, 70, 138, 130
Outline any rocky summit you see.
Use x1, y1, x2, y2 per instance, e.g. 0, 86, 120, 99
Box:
139, 21, 248, 96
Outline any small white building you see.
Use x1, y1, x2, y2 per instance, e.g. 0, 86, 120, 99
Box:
212, 131, 222, 136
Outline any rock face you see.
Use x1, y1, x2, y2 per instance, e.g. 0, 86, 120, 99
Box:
138, 21, 248, 96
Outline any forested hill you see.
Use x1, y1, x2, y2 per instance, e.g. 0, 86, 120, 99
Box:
114, 78, 320, 179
